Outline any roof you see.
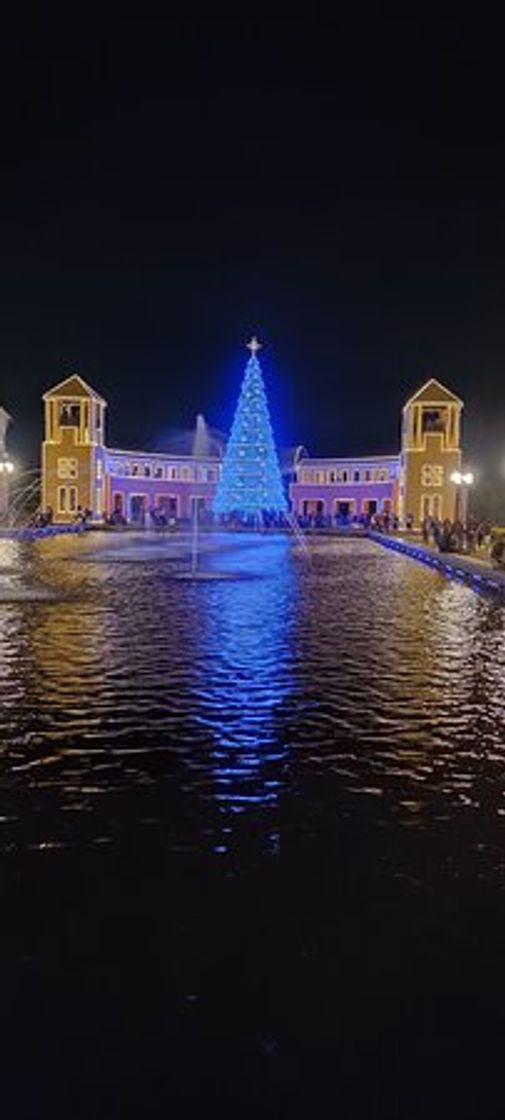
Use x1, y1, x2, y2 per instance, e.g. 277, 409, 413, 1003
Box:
296, 453, 400, 466
43, 373, 107, 405
403, 378, 463, 409
106, 446, 221, 462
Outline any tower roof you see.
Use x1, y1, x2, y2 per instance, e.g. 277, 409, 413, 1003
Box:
404, 378, 463, 409
43, 373, 107, 405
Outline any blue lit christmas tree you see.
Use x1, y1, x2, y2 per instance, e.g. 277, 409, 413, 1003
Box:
213, 337, 287, 519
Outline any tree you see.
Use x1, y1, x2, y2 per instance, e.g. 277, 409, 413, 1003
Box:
213, 338, 287, 519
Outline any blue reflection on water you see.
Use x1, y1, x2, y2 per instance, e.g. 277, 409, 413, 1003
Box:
193, 534, 296, 815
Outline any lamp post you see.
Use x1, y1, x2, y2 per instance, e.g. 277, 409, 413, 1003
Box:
450, 470, 474, 524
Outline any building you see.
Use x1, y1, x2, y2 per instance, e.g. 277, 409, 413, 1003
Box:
290, 378, 463, 527
0, 405, 13, 519
41, 371, 464, 528
290, 453, 400, 522
399, 379, 463, 526
42, 375, 221, 524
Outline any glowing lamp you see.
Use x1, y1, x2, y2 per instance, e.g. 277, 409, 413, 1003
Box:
451, 470, 474, 486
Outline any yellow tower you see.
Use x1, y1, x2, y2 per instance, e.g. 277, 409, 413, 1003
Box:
42, 375, 107, 523
400, 378, 463, 528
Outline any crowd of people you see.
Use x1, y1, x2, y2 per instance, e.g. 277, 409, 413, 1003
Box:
368, 509, 505, 566
29, 505, 92, 529
295, 510, 398, 531
30, 506, 54, 528
106, 505, 177, 529
418, 514, 492, 554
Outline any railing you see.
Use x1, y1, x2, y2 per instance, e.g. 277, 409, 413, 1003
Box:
369, 531, 505, 597
0, 523, 89, 541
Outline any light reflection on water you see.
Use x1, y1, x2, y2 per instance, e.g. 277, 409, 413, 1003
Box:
1, 531, 505, 878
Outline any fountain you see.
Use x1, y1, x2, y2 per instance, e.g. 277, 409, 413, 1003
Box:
7, 470, 42, 527
168, 413, 240, 581
190, 414, 209, 577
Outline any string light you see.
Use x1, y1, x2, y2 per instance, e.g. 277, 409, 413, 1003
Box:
213, 338, 287, 517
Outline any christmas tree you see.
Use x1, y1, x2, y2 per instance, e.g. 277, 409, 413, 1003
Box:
213, 338, 287, 519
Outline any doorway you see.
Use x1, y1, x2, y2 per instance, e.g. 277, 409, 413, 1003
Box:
130, 494, 146, 524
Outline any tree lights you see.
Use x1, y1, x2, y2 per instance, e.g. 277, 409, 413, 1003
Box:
213, 338, 287, 520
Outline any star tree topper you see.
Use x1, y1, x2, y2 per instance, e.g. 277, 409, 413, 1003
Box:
247, 335, 262, 356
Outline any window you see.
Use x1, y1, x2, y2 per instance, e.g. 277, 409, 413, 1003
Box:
206, 468, 216, 482
168, 466, 178, 481
181, 467, 189, 481
144, 464, 151, 478
378, 468, 389, 482
131, 463, 140, 477
365, 469, 371, 482
421, 464, 444, 487
154, 465, 164, 480
353, 470, 360, 483
58, 486, 77, 513
433, 465, 444, 486
59, 402, 80, 427
328, 471, 336, 483
57, 457, 78, 479
422, 409, 445, 433
336, 469, 348, 483
421, 494, 442, 519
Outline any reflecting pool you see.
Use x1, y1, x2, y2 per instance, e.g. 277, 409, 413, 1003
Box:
2, 531, 505, 1116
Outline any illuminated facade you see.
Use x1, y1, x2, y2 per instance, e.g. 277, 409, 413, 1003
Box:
42, 375, 221, 524
399, 379, 463, 526
290, 379, 463, 526
41, 372, 463, 528
290, 453, 400, 521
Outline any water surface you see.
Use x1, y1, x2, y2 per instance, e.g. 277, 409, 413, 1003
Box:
1, 531, 505, 1117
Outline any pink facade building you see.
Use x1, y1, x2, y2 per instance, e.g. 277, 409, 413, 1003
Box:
289, 453, 400, 521
104, 446, 221, 524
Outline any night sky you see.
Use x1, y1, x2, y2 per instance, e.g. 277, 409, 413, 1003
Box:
1, 17, 505, 510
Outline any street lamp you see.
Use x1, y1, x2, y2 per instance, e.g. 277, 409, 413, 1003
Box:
451, 469, 474, 523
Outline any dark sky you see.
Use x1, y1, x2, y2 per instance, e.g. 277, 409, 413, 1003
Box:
1, 16, 505, 507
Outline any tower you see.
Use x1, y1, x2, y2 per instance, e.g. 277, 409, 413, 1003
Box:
212, 338, 287, 520
0, 405, 12, 520
42, 374, 107, 522
400, 378, 463, 527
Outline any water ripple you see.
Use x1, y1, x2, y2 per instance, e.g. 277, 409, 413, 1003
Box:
1, 532, 505, 878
